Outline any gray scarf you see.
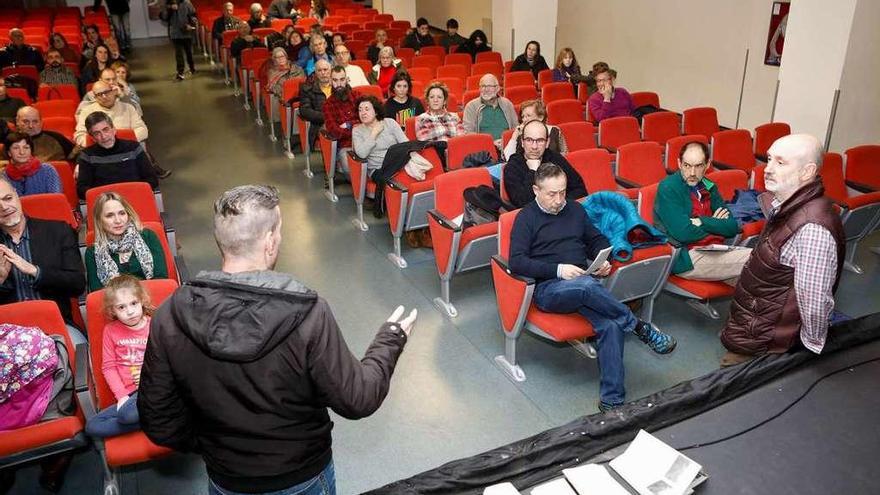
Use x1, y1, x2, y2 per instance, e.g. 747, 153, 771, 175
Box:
95, 222, 154, 285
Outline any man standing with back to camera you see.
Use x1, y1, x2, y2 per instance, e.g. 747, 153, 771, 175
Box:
138, 185, 417, 495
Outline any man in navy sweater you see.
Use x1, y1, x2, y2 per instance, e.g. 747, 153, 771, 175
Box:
509, 163, 676, 412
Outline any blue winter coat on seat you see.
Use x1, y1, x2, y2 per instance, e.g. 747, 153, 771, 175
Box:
580, 191, 667, 261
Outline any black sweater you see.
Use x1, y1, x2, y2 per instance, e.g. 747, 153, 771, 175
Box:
509, 200, 609, 283
504, 148, 587, 209
76, 139, 158, 199
510, 54, 549, 80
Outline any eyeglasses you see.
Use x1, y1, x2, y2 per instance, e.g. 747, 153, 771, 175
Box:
679, 161, 707, 170
479, 84, 498, 89
95, 90, 115, 97
335, 51, 348, 56
522, 137, 547, 145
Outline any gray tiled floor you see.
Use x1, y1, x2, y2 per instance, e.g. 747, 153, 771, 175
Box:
9, 38, 880, 494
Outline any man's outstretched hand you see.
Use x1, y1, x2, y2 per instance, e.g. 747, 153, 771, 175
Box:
386, 306, 418, 337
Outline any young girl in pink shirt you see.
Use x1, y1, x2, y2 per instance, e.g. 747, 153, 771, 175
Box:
85, 275, 154, 438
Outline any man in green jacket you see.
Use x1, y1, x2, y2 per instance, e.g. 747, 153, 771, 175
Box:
654, 141, 750, 283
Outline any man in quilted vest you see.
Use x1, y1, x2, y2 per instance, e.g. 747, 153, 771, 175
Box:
720, 134, 845, 367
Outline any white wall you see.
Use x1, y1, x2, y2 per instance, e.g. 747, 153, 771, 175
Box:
774, 0, 857, 144
828, 0, 880, 151
511, 0, 558, 65
556, 0, 781, 130
491, 0, 513, 59
378, 0, 417, 24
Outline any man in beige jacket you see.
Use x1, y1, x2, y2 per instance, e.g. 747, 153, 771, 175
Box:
74, 81, 148, 147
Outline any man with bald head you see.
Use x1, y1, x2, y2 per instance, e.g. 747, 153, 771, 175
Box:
0, 28, 44, 70
16, 106, 75, 161
298, 58, 333, 147
720, 134, 845, 366
74, 80, 148, 146
462, 73, 518, 144
76, 67, 143, 116
212, 2, 243, 46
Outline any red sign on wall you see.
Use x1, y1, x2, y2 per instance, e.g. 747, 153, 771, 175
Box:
764, 2, 790, 66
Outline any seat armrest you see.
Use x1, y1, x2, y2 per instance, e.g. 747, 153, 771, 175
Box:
491, 255, 535, 285
387, 178, 408, 193
427, 208, 462, 233
319, 128, 338, 141
845, 180, 878, 194
615, 176, 641, 189
74, 342, 99, 421
711, 160, 736, 170
74, 342, 90, 393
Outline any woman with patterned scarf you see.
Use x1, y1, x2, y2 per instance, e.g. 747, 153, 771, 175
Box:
84, 192, 168, 291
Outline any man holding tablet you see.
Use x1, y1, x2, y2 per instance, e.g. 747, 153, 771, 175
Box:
509, 163, 676, 413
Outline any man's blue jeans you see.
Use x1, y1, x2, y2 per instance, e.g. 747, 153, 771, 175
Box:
533, 275, 637, 405
208, 460, 335, 495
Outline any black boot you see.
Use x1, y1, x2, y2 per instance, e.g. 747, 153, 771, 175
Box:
38, 453, 72, 493
153, 164, 172, 179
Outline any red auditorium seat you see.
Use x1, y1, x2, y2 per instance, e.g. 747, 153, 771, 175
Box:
598, 116, 640, 152
638, 183, 735, 319
753, 122, 791, 161
84, 280, 176, 492
0, 301, 89, 477
427, 167, 499, 317
490, 208, 674, 382
384, 147, 447, 268
711, 129, 757, 172
682, 106, 719, 139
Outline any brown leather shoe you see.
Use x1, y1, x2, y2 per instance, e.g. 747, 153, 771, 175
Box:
418, 228, 433, 248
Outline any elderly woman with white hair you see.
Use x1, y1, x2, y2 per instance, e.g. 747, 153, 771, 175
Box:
266, 47, 305, 97
369, 46, 403, 97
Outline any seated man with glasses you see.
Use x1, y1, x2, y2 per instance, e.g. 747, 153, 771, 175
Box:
74, 81, 148, 147
334, 44, 369, 88
462, 73, 518, 146
587, 67, 634, 122
504, 119, 586, 209
653, 141, 749, 283
76, 111, 158, 200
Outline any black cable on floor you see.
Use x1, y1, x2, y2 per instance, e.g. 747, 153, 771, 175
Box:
675, 356, 880, 452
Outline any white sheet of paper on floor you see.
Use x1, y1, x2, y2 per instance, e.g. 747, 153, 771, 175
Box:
483, 481, 522, 495
530, 478, 578, 495
562, 464, 631, 495
608, 430, 702, 495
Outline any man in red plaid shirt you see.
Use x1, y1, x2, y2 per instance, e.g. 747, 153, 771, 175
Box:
321, 66, 357, 181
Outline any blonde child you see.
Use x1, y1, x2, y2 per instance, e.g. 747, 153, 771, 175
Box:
84, 275, 154, 437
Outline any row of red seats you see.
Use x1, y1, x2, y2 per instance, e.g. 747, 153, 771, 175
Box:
206, 8, 880, 322
4, 178, 186, 490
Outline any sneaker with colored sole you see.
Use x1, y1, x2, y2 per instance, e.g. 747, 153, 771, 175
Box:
634, 321, 677, 354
